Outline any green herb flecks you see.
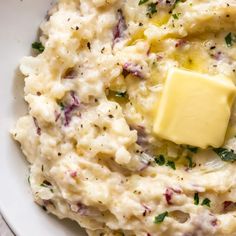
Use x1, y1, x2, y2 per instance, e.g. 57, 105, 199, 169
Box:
108, 90, 128, 101
40, 180, 52, 188
40, 180, 54, 193
154, 155, 176, 170
154, 211, 168, 224
194, 192, 199, 205
146, 3, 157, 18
225, 33, 233, 47
115, 91, 127, 98
32, 42, 45, 53
155, 155, 165, 166
28, 176, 31, 185
172, 13, 181, 19
201, 198, 211, 207
213, 148, 236, 162
166, 160, 176, 170
59, 102, 65, 110
138, 0, 148, 5
186, 145, 198, 153
186, 156, 196, 169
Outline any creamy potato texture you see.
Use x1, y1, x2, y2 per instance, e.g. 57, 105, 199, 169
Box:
12, 0, 236, 235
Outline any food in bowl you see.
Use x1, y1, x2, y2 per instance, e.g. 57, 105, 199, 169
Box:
12, 0, 236, 235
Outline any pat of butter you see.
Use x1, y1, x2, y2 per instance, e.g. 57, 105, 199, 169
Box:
153, 68, 236, 148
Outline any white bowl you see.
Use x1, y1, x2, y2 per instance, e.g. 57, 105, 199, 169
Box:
0, 1, 86, 235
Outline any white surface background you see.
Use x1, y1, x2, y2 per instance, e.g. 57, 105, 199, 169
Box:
0, 0, 86, 235
0, 215, 14, 236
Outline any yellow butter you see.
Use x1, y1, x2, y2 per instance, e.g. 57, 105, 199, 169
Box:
153, 68, 236, 148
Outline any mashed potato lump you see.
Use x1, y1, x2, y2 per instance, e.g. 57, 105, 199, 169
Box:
13, 0, 236, 235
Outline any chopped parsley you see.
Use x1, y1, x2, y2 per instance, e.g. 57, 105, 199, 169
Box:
154, 211, 168, 224
28, 176, 31, 184
225, 33, 233, 47
201, 198, 211, 207
40, 180, 54, 193
40, 180, 52, 188
32, 42, 45, 53
194, 193, 211, 207
213, 148, 236, 162
115, 91, 127, 98
146, 3, 157, 18
154, 155, 176, 170
194, 192, 199, 205
59, 102, 65, 110
172, 13, 181, 19
186, 156, 195, 169
166, 160, 176, 170
186, 146, 198, 153
155, 155, 165, 166
138, 0, 148, 5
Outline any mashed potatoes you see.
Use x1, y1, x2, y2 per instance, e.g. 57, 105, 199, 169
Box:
12, 0, 236, 235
